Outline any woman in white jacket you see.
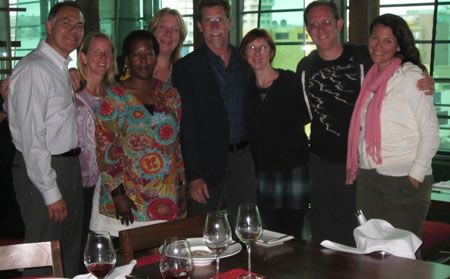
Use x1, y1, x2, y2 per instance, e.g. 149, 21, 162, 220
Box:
346, 13, 440, 239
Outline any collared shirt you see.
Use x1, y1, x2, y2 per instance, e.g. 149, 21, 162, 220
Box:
206, 45, 247, 144
9, 40, 79, 205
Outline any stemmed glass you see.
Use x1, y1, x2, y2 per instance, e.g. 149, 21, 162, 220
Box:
203, 211, 232, 279
160, 238, 193, 279
84, 231, 116, 279
235, 204, 263, 279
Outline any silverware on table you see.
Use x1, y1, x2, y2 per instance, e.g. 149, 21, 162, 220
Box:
262, 235, 289, 244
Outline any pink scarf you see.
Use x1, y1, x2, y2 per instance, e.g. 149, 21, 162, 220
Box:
346, 58, 402, 184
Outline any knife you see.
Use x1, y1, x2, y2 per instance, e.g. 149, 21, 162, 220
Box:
263, 234, 290, 244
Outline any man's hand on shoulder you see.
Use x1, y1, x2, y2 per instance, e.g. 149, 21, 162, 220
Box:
189, 178, 210, 204
417, 72, 435, 96
47, 199, 67, 223
1, 77, 10, 101
69, 68, 81, 92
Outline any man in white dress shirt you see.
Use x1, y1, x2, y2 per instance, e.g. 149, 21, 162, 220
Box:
8, 2, 85, 277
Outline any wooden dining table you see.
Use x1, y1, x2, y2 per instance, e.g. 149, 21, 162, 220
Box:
130, 239, 450, 279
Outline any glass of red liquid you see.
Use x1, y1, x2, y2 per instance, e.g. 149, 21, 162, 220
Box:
84, 231, 116, 279
160, 237, 193, 279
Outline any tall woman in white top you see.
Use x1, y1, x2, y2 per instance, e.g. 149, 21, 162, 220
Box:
346, 14, 440, 238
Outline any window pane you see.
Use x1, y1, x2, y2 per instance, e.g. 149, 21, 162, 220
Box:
272, 45, 305, 71
100, 20, 114, 37
181, 46, 194, 57
244, 0, 304, 12
161, 0, 193, 15
183, 16, 195, 45
14, 2, 43, 47
242, 13, 259, 36
381, 0, 434, 4
433, 83, 450, 152
436, 5, 450, 41
259, 12, 305, 42
380, 6, 434, 41
243, 0, 259, 12
416, 43, 432, 72
433, 43, 450, 79
260, 0, 303, 11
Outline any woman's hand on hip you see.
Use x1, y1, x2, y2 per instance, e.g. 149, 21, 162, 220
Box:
408, 176, 420, 190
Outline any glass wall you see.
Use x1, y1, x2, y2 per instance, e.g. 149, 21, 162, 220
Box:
2, 0, 450, 152
4, 0, 57, 75
378, 1, 450, 153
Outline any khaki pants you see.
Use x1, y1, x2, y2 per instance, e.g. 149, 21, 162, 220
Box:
356, 168, 432, 238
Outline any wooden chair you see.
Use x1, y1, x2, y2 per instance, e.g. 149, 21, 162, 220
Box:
0, 240, 64, 277
119, 215, 206, 265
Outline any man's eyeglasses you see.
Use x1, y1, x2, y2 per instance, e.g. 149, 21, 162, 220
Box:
247, 45, 270, 54
202, 17, 227, 25
308, 19, 333, 30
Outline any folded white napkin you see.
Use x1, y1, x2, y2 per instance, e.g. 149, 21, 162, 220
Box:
73, 259, 137, 279
321, 219, 422, 259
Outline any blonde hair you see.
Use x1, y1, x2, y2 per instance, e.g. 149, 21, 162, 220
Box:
76, 32, 117, 92
148, 8, 187, 64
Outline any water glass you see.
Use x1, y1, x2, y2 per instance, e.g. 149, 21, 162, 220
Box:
203, 211, 232, 279
235, 204, 263, 279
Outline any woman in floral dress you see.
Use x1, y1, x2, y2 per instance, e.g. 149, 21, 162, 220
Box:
90, 30, 186, 236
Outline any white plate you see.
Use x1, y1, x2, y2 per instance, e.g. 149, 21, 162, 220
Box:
159, 237, 242, 266
255, 229, 294, 247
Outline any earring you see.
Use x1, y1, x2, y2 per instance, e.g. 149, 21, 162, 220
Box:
120, 64, 131, 81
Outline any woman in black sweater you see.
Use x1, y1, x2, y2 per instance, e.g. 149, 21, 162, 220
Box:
240, 29, 310, 237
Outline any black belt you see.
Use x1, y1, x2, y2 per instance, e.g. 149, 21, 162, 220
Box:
229, 140, 248, 152
52, 147, 81, 157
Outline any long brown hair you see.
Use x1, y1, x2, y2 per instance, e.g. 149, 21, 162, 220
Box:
148, 8, 187, 64
370, 13, 427, 72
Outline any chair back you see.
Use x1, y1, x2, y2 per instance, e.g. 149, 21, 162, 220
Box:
0, 240, 64, 277
119, 215, 205, 265
421, 221, 450, 262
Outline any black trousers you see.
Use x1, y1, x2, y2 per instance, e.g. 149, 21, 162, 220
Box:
13, 152, 84, 278
309, 153, 357, 246
190, 147, 257, 229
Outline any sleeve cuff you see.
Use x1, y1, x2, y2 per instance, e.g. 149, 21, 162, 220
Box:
41, 186, 63, 205
409, 164, 428, 183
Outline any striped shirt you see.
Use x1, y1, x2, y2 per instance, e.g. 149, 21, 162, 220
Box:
8, 40, 79, 205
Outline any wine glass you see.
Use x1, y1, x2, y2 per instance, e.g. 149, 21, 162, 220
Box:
84, 231, 116, 279
203, 211, 232, 279
235, 204, 263, 279
160, 238, 193, 279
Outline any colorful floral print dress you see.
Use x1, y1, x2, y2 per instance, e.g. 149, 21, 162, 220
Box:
96, 79, 184, 222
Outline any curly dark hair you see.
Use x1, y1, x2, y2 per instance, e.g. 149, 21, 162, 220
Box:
370, 13, 426, 72
122, 30, 160, 58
